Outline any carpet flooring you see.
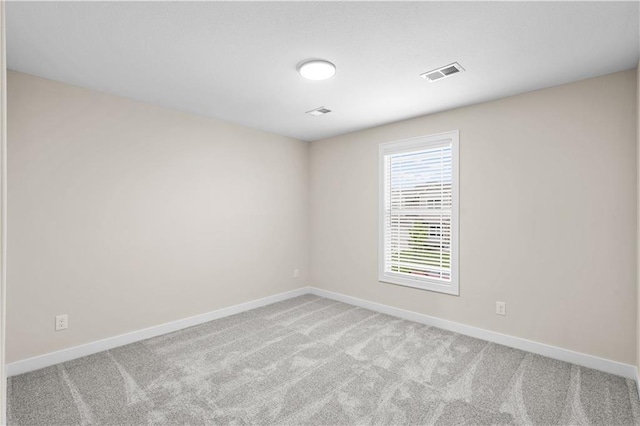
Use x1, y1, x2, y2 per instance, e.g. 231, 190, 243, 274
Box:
7, 294, 640, 425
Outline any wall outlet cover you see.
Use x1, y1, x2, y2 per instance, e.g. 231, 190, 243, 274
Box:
55, 314, 68, 331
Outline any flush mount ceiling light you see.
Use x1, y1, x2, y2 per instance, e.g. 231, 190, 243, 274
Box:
298, 60, 336, 80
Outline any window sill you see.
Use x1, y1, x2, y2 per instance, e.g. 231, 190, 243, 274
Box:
379, 273, 459, 296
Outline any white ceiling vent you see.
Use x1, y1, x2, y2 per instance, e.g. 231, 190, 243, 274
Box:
306, 106, 332, 116
420, 62, 465, 82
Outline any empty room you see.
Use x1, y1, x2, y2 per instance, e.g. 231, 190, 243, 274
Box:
0, 1, 639, 425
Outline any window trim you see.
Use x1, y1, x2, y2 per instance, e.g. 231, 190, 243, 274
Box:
378, 130, 459, 296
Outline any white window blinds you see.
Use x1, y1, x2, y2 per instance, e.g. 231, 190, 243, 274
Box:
379, 131, 459, 295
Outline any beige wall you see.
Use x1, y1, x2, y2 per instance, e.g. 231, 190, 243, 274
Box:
7, 71, 309, 363
311, 69, 638, 364
637, 62, 640, 371
7, 68, 639, 366
1, 3, 7, 422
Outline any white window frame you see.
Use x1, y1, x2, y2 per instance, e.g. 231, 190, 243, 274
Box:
378, 130, 459, 295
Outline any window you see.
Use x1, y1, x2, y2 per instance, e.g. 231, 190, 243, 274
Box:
379, 131, 459, 295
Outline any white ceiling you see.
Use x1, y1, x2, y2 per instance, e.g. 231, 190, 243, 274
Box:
7, 1, 640, 141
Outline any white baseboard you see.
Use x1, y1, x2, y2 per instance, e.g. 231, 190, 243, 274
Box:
6, 285, 638, 382
6, 286, 310, 377
309, 287, 638, 380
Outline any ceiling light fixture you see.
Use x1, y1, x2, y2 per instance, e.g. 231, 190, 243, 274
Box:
298, 60, 336, 81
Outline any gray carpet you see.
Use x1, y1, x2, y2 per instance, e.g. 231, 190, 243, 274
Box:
7, 295, 640, 425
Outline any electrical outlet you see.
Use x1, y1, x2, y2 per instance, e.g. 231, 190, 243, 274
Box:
496, 301, 506, 316
55, 314, 68, 331
293, 269, 300, 278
